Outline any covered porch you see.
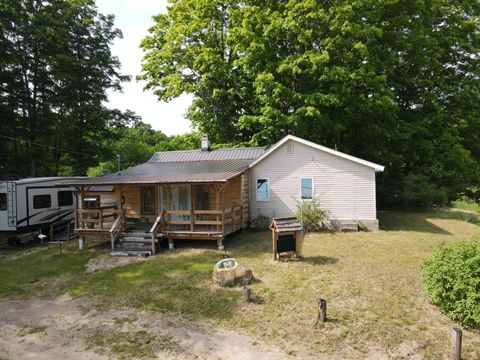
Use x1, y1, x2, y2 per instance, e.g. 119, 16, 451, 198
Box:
73, 174, 249, 254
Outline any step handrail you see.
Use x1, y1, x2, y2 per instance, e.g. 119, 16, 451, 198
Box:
149, 214, 163, 255
109, 209, 125, 250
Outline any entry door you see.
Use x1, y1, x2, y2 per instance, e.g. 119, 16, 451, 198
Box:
160, 185, 191, 220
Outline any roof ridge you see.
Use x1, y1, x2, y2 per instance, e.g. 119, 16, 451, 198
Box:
151, 146, 265, 155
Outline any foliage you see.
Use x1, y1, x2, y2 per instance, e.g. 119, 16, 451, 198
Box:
452, 197, 480, 213
396, 174, 448, 208
140, 0, 480, 207
423, 241, 480, 327
0, 0, 134, 176
294, 197, 328, 232
87, 126, 202, 176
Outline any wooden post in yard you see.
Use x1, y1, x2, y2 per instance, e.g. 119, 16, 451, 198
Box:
451, 327, 462, 360
272, 229, 277, 261
316, 299, 327, 324
243, 286, 251, 303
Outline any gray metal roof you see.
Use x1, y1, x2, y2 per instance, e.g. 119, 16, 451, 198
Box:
148, 147, 265, 163
62, 159, 255, 186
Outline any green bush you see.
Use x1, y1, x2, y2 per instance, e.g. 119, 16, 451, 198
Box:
422, 241, 480, 327
294, 198, 328, 232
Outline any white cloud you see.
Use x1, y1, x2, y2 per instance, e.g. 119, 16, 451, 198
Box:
96, 0, 193, 135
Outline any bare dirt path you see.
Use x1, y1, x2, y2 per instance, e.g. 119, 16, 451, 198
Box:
0, 298, 286, 360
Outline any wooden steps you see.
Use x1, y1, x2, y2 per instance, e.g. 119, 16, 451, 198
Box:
111, 231, 153, 257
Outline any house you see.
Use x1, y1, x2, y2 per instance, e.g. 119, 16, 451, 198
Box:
63, 135, 383, 255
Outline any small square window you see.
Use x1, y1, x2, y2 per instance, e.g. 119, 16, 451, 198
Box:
300, 177, 313, 200
256, 179, 269, 201
84, 196, 100, 209
33, 194, 51, 209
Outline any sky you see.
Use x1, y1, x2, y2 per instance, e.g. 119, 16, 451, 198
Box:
95, 0, 193, 136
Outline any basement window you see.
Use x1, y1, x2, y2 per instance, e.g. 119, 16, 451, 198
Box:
300, 177, 314, 200
256, 179, 269, 201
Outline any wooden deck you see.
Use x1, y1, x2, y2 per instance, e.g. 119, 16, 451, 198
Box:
74, 205, 244, 253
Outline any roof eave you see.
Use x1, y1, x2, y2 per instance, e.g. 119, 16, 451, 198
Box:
249, 135, 385, 172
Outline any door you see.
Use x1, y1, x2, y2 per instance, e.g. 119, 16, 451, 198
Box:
160, 185, 191, 220
0, 182, 10, 231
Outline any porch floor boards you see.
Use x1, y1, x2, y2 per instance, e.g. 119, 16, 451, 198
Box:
76, 224, 239, 240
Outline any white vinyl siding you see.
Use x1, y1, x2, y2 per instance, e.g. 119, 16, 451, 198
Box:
250, 140, 377, 221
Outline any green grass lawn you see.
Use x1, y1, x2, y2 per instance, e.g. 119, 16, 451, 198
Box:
0, 211, 479, 358
452, 197, 480, 213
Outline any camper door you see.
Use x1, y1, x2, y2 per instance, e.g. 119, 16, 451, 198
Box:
0, 183, 11, 231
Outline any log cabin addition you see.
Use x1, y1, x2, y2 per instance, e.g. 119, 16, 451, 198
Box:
62, 134, 384, 255
64, 135, 263, 255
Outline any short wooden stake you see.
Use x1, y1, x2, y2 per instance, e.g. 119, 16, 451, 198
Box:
316, 298, 327, 324
243, 286, 251, 303
451, 327, 462, 360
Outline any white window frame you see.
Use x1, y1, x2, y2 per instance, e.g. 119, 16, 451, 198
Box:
256, 178, 270, 201
300, 177, 314, 200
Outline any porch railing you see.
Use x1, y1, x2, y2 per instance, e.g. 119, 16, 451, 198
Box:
160, 206, 243, 235
149, 215, 163, 255
75, 204, 117, 230
109, 209, 125, 250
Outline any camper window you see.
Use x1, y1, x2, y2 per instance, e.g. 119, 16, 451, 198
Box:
0, 193, 6, 211
33, 194, 51, 209
58, 191, 73, 206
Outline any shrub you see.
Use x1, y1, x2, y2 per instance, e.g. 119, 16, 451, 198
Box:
294, 198, 328, 232
422, 241, 480, 327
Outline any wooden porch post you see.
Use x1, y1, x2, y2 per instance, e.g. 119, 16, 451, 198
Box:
190, 184, 195, 232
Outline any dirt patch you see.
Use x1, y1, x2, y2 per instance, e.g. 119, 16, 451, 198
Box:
85, 254, 147, 273
0, 298, 287, 359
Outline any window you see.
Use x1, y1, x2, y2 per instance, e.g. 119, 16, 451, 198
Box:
256, 179, 269, 201
195, 185, 210, 210
178, 186, 189, 210
300, 177, 313, 199
58, 191, 73, 206
141, 186, 156, 215
33, 194, 51, 209
162, 187, 168, 210
83, 196, 100, 209
0, 193, 6, 211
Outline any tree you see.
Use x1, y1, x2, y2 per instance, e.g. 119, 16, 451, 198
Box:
0, 0, 134, 176
140, 0, 480, 206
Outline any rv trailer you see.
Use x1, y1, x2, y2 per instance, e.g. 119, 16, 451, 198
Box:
0, 177, 81, 238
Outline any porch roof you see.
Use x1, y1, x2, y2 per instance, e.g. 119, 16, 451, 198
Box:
60, 159, 253, 186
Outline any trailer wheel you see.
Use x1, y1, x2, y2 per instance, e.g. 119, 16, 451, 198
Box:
7, 236, 21, 247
